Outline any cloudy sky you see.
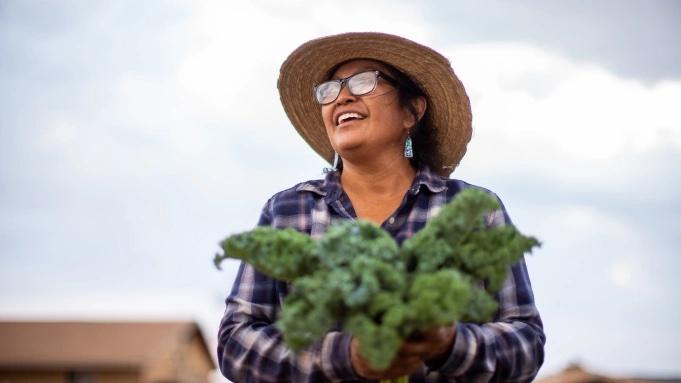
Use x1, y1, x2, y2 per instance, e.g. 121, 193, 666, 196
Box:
1, 0, 680, 380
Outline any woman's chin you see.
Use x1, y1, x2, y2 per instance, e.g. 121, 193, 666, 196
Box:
332, 138, 364, 155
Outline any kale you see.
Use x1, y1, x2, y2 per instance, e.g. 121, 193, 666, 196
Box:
215, 226, 318, 282
214, 188, 540, 370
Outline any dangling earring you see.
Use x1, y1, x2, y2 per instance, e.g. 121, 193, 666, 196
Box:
404, 132, 414, 158
333, 152, 340, 170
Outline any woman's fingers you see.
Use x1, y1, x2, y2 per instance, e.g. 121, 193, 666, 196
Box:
397, 325, 458, 359
351, 326, 457, 380
351, 337, 423, 379
398, 341, 429, 356
362, 356, 422, 380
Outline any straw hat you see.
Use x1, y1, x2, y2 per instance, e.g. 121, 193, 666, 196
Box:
278, 32, 472, 176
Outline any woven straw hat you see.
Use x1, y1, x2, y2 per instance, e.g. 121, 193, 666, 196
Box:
278, 32, 472, 176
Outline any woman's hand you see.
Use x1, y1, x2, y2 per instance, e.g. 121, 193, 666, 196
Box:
350, 337, 423, 380
398, 325, 457, 364
350, 324, 457, 380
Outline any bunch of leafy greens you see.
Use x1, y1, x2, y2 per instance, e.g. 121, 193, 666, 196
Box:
214, 188, 539, 370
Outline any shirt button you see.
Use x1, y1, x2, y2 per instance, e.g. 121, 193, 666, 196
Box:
388, 216, 396, 225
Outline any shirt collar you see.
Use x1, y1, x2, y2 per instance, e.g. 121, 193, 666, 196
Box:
408, 166, 448, 195
296, 166, 447, 202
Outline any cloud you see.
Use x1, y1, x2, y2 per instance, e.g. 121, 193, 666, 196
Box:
446, 41, 681, 228
423, 0, 681, 82
448, 42, 681, 163
608, 258, 637, 289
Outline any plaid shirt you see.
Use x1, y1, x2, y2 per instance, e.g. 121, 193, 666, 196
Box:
218, 167, 545, 382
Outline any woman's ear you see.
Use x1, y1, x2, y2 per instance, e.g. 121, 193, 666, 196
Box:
403, 96, 428, 129
413, 96, 427, 122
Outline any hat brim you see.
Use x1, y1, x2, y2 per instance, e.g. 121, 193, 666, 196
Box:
278, 32, 472, 176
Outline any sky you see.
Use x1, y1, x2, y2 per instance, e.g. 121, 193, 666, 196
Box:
1, 0, 680, 380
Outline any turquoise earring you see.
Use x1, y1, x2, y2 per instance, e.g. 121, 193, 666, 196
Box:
404, 135, 413, 158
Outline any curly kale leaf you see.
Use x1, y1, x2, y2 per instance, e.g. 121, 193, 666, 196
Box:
317, 220, 401, 269
456, 226, 540, 292
214, 227, 317, 281
277, 256, 407, 354
400, 228, 453, 274
460, 284, 499, 323
346, 255, 406, 309
344, 314, 402, 371
277, 270, 336, 350
402, 188, 539, 293
402, 269, 473, 335
401, 187, 499, 273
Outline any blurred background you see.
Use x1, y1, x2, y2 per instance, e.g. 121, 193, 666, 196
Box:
1, 0, 680, 381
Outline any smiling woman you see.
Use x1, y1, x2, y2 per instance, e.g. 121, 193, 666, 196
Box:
217, 32, 545, 383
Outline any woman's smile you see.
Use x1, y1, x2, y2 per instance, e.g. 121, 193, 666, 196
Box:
336, 111, 366, 127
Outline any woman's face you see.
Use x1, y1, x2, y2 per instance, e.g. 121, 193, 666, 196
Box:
321, 59, 418, 161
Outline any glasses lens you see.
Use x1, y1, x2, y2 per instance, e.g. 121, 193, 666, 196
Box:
348, 71, 378, 96
315, 81, 341, 104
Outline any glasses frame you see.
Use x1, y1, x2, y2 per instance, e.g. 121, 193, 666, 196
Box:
313, 70, 398, 105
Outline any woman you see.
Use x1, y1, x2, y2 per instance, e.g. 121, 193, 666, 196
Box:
218, 32, 545, 382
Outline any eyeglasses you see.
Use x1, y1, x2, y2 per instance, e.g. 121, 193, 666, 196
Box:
313, 70, 397, 105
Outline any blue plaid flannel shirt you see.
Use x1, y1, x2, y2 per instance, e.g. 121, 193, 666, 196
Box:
218, 166, 545, 382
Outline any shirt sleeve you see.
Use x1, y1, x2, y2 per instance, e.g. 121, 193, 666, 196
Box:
216, 199, 360, 383
428, 193, 546, 382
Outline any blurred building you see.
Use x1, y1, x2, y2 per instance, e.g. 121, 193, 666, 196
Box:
0, 321, 215, 383
536, 363, 681, 383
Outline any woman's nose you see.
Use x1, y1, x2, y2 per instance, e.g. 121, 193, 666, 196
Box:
335, 85, 356, 104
